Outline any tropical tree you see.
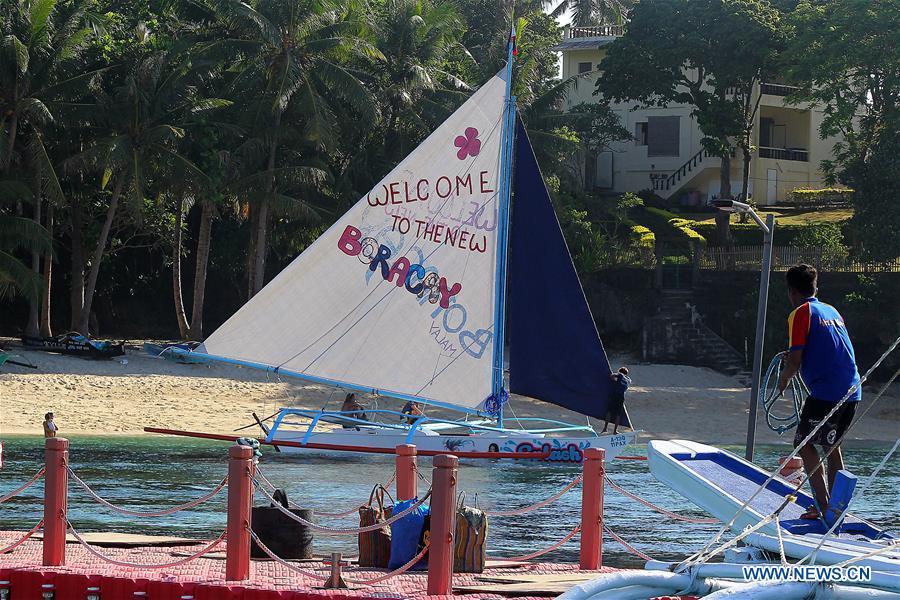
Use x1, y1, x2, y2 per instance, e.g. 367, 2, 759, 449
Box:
64, 49, 220, 334
0, 181, 51, 301
786, 0, 900, 259
1, 0, 104, 335
197, 0, 380, 299
548, 0, 630, 27
596, 0, 784, 244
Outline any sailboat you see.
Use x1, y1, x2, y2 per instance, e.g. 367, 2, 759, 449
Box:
176, 32, 638, 463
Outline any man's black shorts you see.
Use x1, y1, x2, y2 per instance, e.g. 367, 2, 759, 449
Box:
606, 394, 625, 419
793, 396, 856, 449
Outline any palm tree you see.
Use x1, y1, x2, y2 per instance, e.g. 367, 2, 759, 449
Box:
0, 180, 51, 301
548, 0, 630, 27
1, 0, 104, 335
65, 50, 219, 334
369, 0, 470, 159
197, 0, 381, 298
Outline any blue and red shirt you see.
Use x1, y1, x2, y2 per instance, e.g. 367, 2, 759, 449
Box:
787, 297, 861, 402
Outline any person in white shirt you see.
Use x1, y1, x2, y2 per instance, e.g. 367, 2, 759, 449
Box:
43, 412, 58, 438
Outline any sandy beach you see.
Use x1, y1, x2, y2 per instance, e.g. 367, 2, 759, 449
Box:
1, 339, 897, 446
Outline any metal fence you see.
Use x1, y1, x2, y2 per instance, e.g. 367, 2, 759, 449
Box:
698, 246, 900, 273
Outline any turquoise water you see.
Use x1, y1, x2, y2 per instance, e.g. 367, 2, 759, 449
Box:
0, 436, 896, 568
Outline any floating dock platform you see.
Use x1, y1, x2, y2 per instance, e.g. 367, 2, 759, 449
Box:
0, 532, 622, 599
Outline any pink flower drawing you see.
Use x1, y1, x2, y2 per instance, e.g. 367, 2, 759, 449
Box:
454, 127, 481, 160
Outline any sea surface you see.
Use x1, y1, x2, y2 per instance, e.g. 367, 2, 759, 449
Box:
0, 435, 896, 568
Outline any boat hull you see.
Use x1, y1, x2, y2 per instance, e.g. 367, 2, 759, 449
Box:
271, 428, 638, 463
647, 439, 891, 540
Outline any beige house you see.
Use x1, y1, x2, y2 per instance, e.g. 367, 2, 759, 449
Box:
557, 26, 842, 205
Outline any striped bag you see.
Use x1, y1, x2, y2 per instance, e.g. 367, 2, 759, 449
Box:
357, 485, 393, 568
454, 494, 488, 573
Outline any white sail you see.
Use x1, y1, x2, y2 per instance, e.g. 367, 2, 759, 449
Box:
201, 72, 508, 412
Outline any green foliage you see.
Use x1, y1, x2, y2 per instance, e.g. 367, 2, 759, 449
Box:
792, 222, 846, 251
596, 0, 786, 159
630, 224, 655, 248
634, 206, 706, 249
786, 188, 854, 207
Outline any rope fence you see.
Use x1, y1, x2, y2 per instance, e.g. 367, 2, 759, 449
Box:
255, 480, 432, 535
489, 525, 581, 562
604, 525, 654, 562
68, 468, 227, 517
484, 475, 582, 517
255, 467, 397, 519
605, 477, 718, 524
0, 520, 43, 554
249, 528, 430, 586
67, 522, 226, 569
0, 468, 45, 503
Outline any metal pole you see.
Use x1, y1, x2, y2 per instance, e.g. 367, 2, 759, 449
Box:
746, 213, 775, 461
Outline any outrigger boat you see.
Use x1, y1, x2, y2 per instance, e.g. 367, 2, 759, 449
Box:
171, 31, 638, 463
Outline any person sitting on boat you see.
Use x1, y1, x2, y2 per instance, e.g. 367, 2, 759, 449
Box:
778, 264, 860, 520
43, 412, 57, 438
339, 393, 369, 428
601, 367, 630, 435
401, 400, 425, 424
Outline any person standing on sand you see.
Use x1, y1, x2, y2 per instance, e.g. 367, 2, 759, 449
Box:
43, 412, 57, 438
778, 264, 861, 520
601, 367, 631, 435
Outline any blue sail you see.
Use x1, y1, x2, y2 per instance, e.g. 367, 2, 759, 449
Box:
507, 117, 626, 424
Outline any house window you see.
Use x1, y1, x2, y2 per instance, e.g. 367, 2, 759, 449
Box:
578, 61, 593, 74
635, 122, 648, 146
647, 116, 680, 157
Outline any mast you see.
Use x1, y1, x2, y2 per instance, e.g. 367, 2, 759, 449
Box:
491, 24, 518, 427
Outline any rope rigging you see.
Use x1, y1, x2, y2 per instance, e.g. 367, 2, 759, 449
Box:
677, 335, 900, 571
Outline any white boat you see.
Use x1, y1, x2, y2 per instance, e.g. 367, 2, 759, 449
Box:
647, 439, 892, 542
172, 31, 637, 464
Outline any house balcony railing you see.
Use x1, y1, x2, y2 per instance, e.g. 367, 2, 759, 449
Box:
760, 82, 800, 96
758, 146, 808, 162
568, 25, 626, 38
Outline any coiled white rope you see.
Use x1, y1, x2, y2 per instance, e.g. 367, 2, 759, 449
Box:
254, 480, 431, 535
67, 522, 225, 569
68, 468, 227, 517
0, 468, 45, 503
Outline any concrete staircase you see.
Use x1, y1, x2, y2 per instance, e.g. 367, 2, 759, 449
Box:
645, 289, 752, 384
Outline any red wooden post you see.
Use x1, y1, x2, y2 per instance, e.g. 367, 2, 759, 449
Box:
580, 447, 605, 570
225, 445, 254, 581
43, 437, 69, 566
427, 454, 458, 595
395, 444, 418, 501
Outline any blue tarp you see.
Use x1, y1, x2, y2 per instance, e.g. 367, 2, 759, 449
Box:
507, 117, 626, 424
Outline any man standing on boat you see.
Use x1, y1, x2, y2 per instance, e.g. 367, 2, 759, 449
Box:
778, 264, 860, 520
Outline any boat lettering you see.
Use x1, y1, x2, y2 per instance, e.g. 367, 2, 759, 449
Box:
514, 441, 584, 463
366, 170, 494, 206
338, 225, 462, 309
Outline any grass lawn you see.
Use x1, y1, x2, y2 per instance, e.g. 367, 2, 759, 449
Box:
681, 207, 853, 225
